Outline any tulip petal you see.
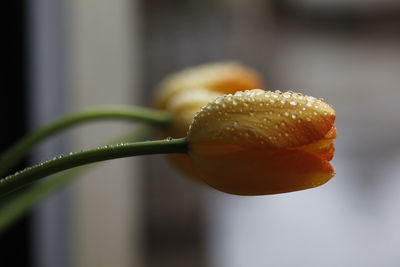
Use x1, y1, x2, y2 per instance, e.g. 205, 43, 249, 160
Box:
166, 154, 202, 182
190, 144, 334, 195
188, 90, 335, 149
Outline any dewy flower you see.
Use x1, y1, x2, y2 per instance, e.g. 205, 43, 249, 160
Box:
187, 89, 336, 195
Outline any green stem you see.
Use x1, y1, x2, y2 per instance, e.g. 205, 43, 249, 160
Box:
0, 138, 188, 198
0, 105, 170, 177
0, 126, 153, 233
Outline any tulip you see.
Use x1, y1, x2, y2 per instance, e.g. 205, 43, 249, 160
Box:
187, 89, 336, 195
154, 62, 263, 112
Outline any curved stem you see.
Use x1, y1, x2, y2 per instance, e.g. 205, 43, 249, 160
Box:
0, 126, 153, 233
0, 105, 170, 177
0, 138, 188, 197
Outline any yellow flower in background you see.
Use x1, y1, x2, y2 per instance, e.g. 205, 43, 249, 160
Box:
187, 89, 336, 195
155, 62, 263, 180
154, 62, 263, 112
165, 87, 222, 138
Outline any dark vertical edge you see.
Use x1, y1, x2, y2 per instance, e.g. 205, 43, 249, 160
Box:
0, 0, 32, 266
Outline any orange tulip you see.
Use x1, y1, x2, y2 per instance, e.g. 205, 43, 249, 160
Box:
154, 61, 263, 112
187, 89, 336, 195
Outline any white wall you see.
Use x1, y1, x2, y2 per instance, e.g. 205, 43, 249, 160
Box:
68, 0, 143, 266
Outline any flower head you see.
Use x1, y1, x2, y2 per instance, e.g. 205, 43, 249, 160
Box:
187, 89, 336, 195
155, 61, 263, 113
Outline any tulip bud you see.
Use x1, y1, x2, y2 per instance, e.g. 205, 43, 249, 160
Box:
154, 62, 263, 110
187, 89, 336, 195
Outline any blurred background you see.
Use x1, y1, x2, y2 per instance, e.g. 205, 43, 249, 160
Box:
2, 0, 400, 266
